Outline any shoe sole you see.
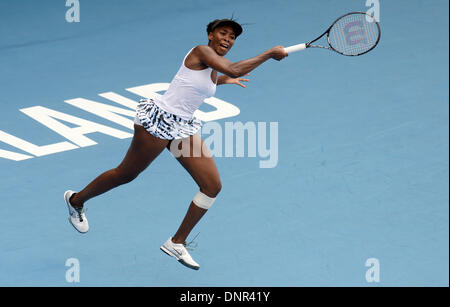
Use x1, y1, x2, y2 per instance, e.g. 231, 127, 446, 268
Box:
160, 245, 200, 270
67, 217, 88, 234
64, 191, 88, 234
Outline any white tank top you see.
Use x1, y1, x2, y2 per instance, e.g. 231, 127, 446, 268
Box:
154, 48, 217, 120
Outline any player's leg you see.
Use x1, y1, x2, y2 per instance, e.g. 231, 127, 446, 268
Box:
69, 124, 169, 208
167, 134, 221, 244
160, 134, 220, 269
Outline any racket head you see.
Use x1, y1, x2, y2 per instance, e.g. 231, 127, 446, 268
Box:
326, 12, 381, 56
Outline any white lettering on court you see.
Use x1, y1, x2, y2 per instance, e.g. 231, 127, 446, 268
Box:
365, 258, 380, 283
19, 106, 133, 147
65, 0, 80, 23
0, 83, 241, 161
0, 129, 78, 157
65, 258, 80, 283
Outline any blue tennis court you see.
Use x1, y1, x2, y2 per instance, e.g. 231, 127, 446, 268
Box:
0, 0, 448, 286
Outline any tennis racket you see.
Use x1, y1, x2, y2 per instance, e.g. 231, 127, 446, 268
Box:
284, 12, 381, 56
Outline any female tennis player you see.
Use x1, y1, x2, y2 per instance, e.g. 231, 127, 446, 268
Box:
64, 18, 288, 270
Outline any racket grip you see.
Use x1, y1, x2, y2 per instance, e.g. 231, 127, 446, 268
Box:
284, 43, 307, 54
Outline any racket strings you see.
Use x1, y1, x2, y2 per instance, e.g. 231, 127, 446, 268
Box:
328, 13, 380, 56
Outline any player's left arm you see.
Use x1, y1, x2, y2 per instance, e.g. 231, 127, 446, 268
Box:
217, 74, 250, 88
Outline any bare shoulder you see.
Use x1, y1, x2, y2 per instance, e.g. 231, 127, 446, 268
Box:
192, 45, 214, 57
185, 45, 211, 69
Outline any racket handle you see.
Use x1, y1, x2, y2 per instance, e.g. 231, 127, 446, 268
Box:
284, 43, 307, 54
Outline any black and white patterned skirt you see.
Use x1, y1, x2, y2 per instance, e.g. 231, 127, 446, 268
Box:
134, 98, 202, 140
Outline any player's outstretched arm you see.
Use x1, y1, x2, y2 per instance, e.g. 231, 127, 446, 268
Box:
194, 45, 287, 78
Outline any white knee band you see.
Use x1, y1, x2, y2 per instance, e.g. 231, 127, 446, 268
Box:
193, 191, 216, 210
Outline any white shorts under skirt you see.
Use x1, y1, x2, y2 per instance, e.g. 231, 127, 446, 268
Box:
134, 98, 202, 140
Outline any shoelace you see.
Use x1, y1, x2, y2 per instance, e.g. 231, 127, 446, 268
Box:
74, 207, 86, 222
184, 232, 200, 252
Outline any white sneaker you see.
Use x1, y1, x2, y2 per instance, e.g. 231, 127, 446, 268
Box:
64, 190, 89, 233
160, 237, 200, 270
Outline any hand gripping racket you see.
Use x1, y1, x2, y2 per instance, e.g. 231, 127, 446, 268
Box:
284, 12, 381, 56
